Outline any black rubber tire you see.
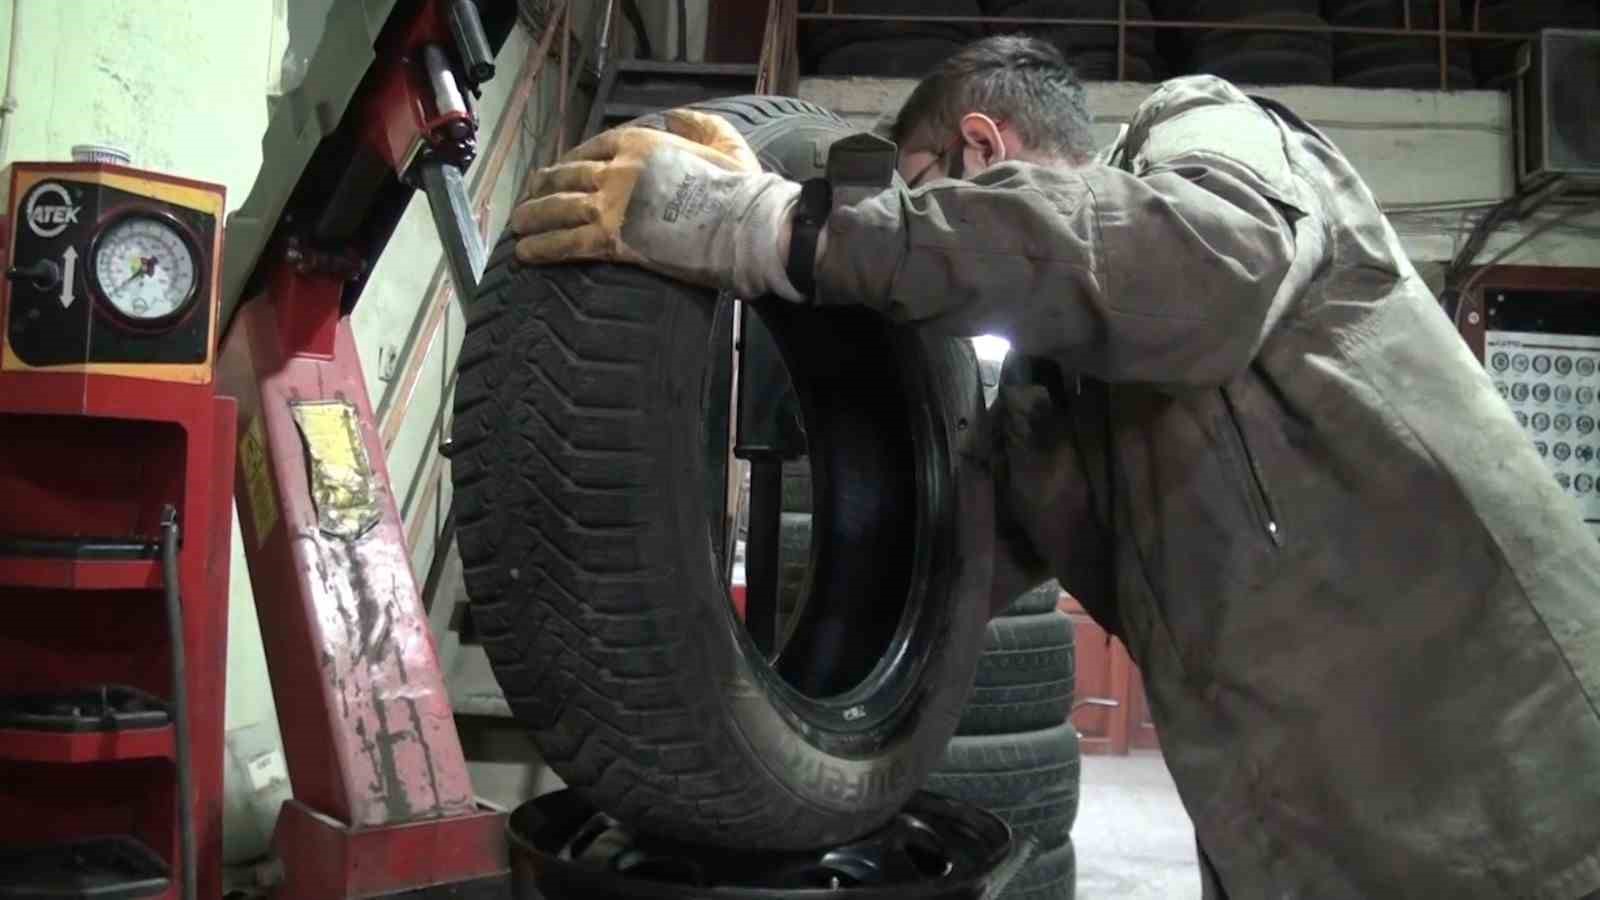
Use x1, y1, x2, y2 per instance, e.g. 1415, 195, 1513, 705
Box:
1005, 582, 1062, 616
926, 724, 1082, 806
1328, 0, 1474, 87
452, 95, 994, 850
958, 675, 1073, 736
975, 612, 1076, 688
783, 460, 813, 513
815, 37, 968, 77
990, 783, 1079, 853
1004, 841, 1077, 899
1472, 0, 1597, 86
991, 0, 1157, 54
803, 0, 983, 60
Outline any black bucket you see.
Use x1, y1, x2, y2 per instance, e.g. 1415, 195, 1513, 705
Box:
508, 790, 1019, 899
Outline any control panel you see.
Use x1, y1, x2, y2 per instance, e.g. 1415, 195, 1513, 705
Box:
1483, 287, 1600, 541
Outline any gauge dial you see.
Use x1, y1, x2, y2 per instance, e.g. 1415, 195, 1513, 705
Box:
92, 214, 198, 323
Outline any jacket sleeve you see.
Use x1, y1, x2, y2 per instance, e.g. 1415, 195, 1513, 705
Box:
815, 119, 1301, 388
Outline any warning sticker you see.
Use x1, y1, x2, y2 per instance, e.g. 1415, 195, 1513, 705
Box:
239, 415, 279, 547
290, 400, 380, 540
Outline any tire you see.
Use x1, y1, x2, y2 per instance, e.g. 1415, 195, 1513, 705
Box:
815, 37, 967, 77
959, 675, 1073, 735
1003, 842, 1077, 899
927, 724, 1082, 806
975, 612, 1076, 688
452, 96, 995, 850
1005, 581, 1062, 616
803, 0, 983, 60
1473, 0, 1596, 86
990, 783, 1079, 853
783, 460, 812, 513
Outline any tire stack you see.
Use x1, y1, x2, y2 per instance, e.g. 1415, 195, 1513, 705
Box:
1470, 0, 1598, 87
928, 582, 1081, 899
981, 0, 1170, 81
1328, 0, 1475, 89
802, 0, 984, 77
1171, 0, 1333, 85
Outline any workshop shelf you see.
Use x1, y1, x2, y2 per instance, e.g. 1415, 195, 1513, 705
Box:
0, 557, 162, 591
0, 725, 175, 764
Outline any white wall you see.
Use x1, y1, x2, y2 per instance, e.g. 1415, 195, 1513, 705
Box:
799, 77, 1600, 270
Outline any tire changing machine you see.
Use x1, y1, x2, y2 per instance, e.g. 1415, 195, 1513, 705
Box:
0, 1, 1019, 897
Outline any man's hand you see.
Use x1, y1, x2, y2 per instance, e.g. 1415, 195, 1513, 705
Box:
512, 110, 804, 301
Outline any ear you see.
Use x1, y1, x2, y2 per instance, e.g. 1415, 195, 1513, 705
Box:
957, 112, 1009, 169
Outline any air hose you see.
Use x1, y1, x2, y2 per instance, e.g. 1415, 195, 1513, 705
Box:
160, 505, 196, 900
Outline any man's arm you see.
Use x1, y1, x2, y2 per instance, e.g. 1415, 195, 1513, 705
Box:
805, 158, 1299, 388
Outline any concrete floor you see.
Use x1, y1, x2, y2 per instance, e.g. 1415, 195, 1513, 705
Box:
1071, 751, 1202, 900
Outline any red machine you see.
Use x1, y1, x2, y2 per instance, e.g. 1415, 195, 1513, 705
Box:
1, 0, 517, 897
0, 162, 235, 898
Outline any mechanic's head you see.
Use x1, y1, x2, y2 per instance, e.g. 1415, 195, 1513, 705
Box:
891, 35, 1097, 188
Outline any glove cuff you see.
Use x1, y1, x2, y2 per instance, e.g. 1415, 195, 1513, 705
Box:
730, 175, 804, 302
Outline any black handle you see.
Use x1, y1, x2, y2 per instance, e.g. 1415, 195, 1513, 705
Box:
5, 258, 62, 292
449, 0, 496, 86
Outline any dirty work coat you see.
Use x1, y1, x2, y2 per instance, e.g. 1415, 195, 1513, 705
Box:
815, 74, 1600, 898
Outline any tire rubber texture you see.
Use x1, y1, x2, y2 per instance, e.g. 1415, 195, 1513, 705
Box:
927, 724, 1082, 806
1004, 842, 1077, 899
991, 784, 1079, 854
803, 0, 982, 59
958, 675, 1074, 736
1005, 582, 1063, 616
452, 95, 994, 850
815, 38, 967, 77
975, 612, 1076, 688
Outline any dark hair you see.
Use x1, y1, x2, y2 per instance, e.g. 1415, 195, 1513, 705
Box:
891, 35, 1097, 163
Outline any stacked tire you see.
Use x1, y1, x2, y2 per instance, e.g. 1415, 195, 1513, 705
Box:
928, 582, 1081, 899
1471, 0, 1597, 87
1328, 0, 1474, 89
802, 0, 984, 77
1172, 0, 1333, 85
981, 0, 1169, 81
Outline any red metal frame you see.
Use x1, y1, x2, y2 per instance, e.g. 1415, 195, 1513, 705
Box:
215, 0, 510, 894
0, 164, 236, 900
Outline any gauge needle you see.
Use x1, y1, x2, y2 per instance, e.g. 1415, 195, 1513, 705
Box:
113, 257, 159, 295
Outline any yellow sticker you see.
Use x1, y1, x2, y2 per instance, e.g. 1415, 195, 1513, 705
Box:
238, 415, 279, 547
290, 400, 380, 540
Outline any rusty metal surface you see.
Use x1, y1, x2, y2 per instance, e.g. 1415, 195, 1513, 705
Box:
221, 288, 477, 831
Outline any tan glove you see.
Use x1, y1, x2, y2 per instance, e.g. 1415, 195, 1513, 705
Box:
512, 110, 803, 300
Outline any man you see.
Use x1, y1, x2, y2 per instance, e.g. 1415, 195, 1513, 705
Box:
511, 35, 1600, 898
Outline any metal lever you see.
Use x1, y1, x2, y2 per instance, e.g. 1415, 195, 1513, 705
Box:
420, 159, 486, 304
5, 258, 61, 292
449, 0, 496, 87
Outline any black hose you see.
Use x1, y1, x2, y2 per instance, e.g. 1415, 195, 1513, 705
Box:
160, 506, 196, 900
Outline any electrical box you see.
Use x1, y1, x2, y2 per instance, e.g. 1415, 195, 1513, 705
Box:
1518, 29, 1600, 189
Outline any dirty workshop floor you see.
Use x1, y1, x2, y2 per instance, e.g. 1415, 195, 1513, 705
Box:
1072, 751, 1201, 900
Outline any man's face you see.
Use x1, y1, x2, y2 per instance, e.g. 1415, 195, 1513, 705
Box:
894, 114, 1040, 188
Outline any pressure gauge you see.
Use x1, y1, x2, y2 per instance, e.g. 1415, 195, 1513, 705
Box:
90, 212, 200, 325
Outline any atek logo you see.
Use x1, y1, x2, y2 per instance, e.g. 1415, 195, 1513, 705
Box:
25, 183, 81, 238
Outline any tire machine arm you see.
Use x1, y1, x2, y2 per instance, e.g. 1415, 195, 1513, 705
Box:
216, 1, 519, 896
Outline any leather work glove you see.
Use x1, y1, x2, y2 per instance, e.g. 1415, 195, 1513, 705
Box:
512, 110, 804, 301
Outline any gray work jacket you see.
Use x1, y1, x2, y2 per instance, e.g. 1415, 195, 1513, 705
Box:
816, 75, 1600, 898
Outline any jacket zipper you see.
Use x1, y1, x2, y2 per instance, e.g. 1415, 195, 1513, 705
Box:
1220, 389, 1283, 547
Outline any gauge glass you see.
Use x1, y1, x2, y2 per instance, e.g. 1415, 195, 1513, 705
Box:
94, 215, 197, 321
